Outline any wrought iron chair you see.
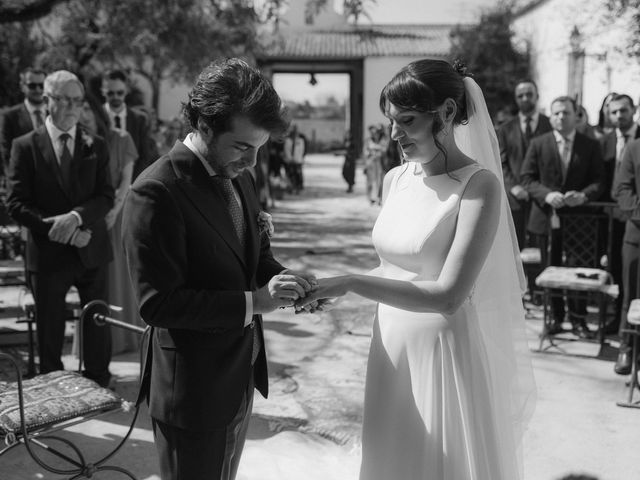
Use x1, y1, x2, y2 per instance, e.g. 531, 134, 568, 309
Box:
535, 204, 618, 352
617, 298, 640, 408
0, 300, 148, 479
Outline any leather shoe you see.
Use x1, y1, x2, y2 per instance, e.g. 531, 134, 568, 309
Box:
546, 322, 564, 335
615, 350, 632, 375
571, 322, 594, 339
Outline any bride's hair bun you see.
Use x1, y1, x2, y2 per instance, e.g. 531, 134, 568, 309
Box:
452, 59, 473, 78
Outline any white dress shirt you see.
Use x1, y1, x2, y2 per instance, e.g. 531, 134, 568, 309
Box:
616, 124, 637, 163
44, 116, 83, 225
519, 111, 540, 135
24, 99, 46, 129
103, 103, 127, 130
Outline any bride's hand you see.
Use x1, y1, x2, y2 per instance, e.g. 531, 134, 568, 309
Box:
295, 276, 350, 310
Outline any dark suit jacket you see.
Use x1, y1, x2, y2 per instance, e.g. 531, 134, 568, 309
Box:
498, 113, 552, 210
6, 126, 114, 272
125, 107, 153, 180
122, 141, 285, 431
520, 130, 605, 235
600, 128, 640, 201
613, 138, 640, 243
1, 103, 36, 171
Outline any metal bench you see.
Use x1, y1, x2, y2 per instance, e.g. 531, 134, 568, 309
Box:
0, 300, 147, 479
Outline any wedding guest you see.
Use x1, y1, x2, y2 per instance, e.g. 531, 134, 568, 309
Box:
594, 92, 618, 140
600, 94, 639, 348
1, 67, 48, 175
497, 79, 552, 249
342, 130, 357, 193
80, 94, 140, 353
364, 123, 387, 205
283, 124, 306, 194
521, 96, 605, 339
122, 58, 317, 480
101, 69, 152, 180
6, 70, 114, 385
299, 59, 536, 480
576, 105, 597, 139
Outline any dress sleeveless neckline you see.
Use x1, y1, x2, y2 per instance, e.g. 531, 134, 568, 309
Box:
408, 162, 480, 178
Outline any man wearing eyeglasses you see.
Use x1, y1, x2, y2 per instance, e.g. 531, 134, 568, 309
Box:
6, 70, 115, 387
102, 69, 152, 180
0, 67, 48, 175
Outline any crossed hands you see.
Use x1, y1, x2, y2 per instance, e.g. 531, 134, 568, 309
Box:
43, 212, 92, 248
545, 190, 587, 209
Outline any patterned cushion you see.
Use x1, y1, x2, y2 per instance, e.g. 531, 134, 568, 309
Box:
0, 370, 123, 437
535, 266, 615, 294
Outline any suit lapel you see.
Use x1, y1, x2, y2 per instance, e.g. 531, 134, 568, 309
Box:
19, 105, 33, 132
172, 146, 247, 268
33, 127, 71, 200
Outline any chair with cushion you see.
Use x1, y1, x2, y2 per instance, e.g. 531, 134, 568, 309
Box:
0, 300, 147, 479
535, 206, 618, 352
617, 298, 640, 408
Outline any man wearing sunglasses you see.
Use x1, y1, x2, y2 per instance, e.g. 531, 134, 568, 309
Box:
0, 67, 48, 174
6, 70, 115, 387
102, 69, 152, 180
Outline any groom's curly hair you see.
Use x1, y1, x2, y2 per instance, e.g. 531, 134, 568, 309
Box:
183, 58, 289, 137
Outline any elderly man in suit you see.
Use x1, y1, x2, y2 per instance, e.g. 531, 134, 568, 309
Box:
600, 94, 639, 347
498, 79, 552, 249
0, 67, 48, 174
122, 58, 317, 480
101, 69, 152, 180
521, 96, 605, 339
6, 70, 114, 385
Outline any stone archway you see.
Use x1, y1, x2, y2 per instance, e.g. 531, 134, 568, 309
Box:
259, 59, 364, 156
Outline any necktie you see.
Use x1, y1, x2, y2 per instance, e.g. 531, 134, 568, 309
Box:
617, 133, 630, 163
560, 137, 571, 181
213, 177, 246, 249
34, 110, 44, 128
524, 116, 533, 144
114, 115, 121, 129
212, 176, 259, 364
59, 133, 72, 190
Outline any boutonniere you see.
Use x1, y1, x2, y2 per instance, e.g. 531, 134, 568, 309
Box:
257, 211, 274, 238
80, 130, 94, 148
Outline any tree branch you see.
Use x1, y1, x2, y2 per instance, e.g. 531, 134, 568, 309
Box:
0, 0, 69, 23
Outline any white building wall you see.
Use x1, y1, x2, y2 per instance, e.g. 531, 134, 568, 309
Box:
362, 56, 423, 138
513, 0, 640, 122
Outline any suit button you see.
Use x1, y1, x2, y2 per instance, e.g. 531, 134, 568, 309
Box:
249, 321, 255, 329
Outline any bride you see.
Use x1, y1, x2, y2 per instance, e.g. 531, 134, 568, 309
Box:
299, 59, 536, 479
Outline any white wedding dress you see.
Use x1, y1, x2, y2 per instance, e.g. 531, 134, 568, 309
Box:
360, 162, 521, 480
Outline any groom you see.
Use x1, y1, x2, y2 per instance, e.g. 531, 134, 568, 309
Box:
122, 58, 315, 480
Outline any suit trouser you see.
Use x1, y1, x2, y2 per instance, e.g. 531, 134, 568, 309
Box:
152, 377, 255, 480
29, 261, 111, 382
620, 238, 640, 351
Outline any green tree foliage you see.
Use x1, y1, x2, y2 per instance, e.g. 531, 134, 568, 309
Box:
605, 1, 640, 56
449, 1, 530, 118
0, 22, 44, 107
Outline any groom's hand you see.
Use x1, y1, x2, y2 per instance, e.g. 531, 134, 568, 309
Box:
252, 273, 314, 314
